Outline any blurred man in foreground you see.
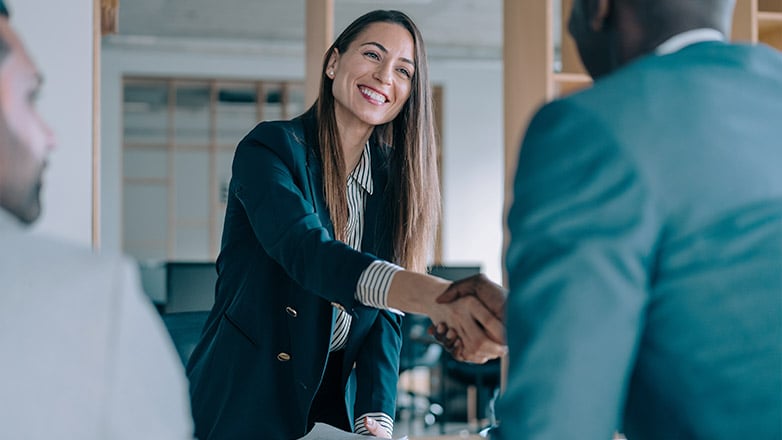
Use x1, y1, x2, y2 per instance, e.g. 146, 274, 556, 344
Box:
496, 0, 782, 438
0, 2, 194, 438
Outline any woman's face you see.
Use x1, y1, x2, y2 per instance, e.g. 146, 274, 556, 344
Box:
327, 21, 415, 131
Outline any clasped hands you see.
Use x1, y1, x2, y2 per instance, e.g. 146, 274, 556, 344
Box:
427, 274, 507, 364
387, 271, 507, 364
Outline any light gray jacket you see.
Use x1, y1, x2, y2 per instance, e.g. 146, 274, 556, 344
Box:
0, 209, 193, 439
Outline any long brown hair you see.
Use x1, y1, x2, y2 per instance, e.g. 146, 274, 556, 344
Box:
314, 9, 439, 273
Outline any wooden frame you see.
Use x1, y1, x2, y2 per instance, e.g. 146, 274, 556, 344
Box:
305, 0, 333, 107
121, 77, 303, 261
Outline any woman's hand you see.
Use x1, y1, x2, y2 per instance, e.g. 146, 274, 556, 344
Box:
363, 416, 392, 438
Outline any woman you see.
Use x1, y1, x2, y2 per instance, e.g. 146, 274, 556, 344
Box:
186, 10, 504, 440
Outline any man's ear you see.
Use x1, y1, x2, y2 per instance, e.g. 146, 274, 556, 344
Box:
589, 0, 613, 31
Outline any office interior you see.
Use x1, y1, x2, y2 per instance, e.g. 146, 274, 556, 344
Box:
12, 0, 781, 438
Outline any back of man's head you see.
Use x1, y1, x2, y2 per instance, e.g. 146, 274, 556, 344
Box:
0, 1, 9, 66
0, 0, 57, 225
569, 0, 735, 78
628, 0, 735, 40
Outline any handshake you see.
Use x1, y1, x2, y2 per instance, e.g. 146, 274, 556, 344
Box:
387, 271, 508, 365
428, 274, 508, 364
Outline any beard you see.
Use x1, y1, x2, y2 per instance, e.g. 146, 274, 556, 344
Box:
0, 114, 44, 225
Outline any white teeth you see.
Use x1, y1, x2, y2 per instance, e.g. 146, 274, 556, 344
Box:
360, 86, 387, 103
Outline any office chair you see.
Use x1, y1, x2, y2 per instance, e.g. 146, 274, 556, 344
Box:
396, 313, 444, 432
441, 355, 501, 430
161, 310, 210, 365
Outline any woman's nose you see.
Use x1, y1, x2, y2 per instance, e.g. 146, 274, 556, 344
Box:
373, 63, 393, 84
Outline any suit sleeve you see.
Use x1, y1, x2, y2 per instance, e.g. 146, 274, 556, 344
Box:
231, 126, 378, 307
353, 310, 403, 434
104, 258, 194, 439
494, 100, 660, 439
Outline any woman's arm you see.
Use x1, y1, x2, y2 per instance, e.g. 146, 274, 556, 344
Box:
352, 310, 402, 438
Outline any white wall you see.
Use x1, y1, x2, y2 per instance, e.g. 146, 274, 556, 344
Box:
12, 0, 94, 246
102, 40, 504, 281
431, 60, 504, 281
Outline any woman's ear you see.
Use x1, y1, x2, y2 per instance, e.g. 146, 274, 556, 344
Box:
326, 49, 340, 78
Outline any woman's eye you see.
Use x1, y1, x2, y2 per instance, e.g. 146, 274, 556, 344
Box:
364, 51, 380, 60
397, 68, 411, 79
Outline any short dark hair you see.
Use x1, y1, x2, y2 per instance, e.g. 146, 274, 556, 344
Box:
0, 0, 9, 62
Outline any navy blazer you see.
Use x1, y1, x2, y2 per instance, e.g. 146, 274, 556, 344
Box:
186, 110, 403, 440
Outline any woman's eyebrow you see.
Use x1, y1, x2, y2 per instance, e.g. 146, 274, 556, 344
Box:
360, 41, 415, 67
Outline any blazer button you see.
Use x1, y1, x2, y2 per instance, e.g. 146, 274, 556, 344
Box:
285, 306, 298, 318
277, 352, 291, 362
330, 301, 346, 312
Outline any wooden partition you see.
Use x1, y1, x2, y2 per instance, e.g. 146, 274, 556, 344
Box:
305, 0, 333, 107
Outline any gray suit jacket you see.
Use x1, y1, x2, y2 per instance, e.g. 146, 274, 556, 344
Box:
497, 41, 782, 439
0, 210, 193, 439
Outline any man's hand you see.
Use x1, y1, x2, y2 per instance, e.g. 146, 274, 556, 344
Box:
436, 273, 507, 321
425, 295, 507, 363
429, 274, 508, 362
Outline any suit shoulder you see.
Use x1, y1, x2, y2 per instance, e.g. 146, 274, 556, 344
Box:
8, 233, 123, 269
0, 232, 136, 312
42, 237, 131, 282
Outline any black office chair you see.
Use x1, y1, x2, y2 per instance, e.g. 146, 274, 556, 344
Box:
396, 313, 444, 431
161, 310, 210, 365
441, 355, 501, 430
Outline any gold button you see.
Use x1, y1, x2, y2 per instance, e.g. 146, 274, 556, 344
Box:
330, 301, 345, 312
285, 306, 298, 317
277, 352, 291, 362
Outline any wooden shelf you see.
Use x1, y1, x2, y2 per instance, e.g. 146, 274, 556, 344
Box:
758, 10, 782, 50
554, 72, 593, 96
124, 142, 168, 150
758, 11, 782, 33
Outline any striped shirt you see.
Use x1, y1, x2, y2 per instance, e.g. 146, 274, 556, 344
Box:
328, 142, 401, 436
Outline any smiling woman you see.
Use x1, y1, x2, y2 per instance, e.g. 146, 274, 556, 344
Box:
184, 9, 424, 440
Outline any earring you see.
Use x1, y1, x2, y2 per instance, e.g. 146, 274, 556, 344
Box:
328, 70, 334, 78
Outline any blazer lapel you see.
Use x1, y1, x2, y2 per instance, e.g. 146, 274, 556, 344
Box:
302, 116, 335, 238
361, 143, 393, 261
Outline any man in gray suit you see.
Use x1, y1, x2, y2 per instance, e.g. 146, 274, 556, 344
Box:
0, 3, 194, 438
495, 0, 782, 438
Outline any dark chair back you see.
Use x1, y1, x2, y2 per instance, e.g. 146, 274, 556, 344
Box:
400, 314, 442, 372
161, 311, 210, 365
165, 262, 217, 313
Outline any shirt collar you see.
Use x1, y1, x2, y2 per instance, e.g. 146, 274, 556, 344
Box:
655, 28, 725, 55
348, 142, 373, 195
0, 207, 25, 231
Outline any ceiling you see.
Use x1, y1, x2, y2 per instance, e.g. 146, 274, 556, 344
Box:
116, 0, 507, 59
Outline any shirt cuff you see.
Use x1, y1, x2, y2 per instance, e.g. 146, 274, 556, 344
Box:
354, 412, 394, 437
356, 260, 403, 315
